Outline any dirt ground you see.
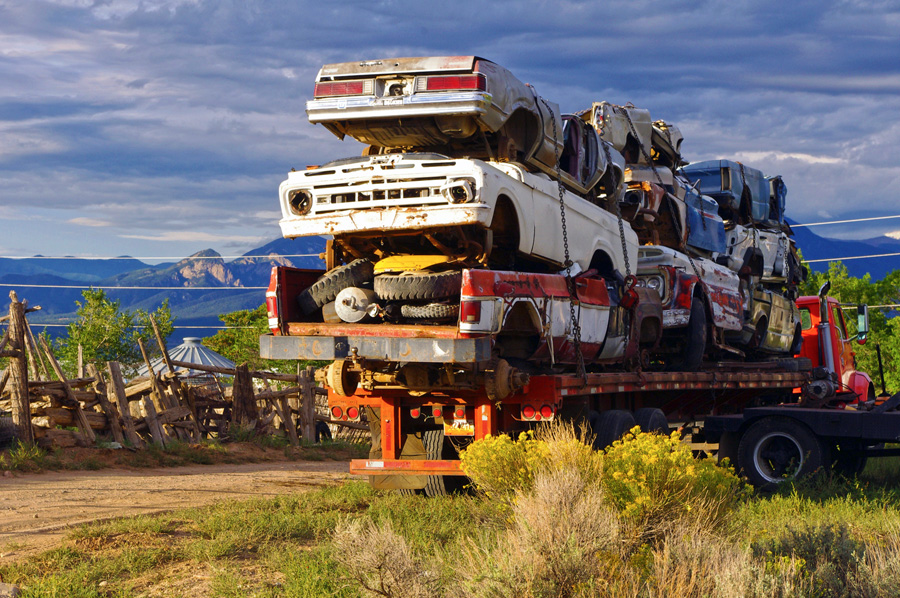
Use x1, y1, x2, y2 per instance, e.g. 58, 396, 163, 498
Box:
0, 459, 354, 562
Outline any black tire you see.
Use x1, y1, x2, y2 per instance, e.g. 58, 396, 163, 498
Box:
375, 271, 462, 301
366, 407, 424, 495
400, 303, 460, 320
830, 441, 867, 478
665, 301, 706, 372
591, 409, 637, 450
297, 259, 374, 315
737, 417, 827, 488
634, 408, 669, 435
789, 324, 803, 355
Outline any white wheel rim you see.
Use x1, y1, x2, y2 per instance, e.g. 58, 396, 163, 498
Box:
753, 431, 805, 484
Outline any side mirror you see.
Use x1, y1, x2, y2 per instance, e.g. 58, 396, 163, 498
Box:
856, 304, 869, 345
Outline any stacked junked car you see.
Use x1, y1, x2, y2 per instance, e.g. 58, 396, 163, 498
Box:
275, 55, 801, 381
585, 102, 804, 367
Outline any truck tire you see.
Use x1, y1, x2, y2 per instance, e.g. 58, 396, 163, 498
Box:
634, 408, 669, 435
664, 301, 706, 372
297, 259, 374, 315
400, 303, 460, 320
375, 271, 462, 301
737, 417, 827, 488
591, 409, 636, 450
366, 406, 426, 495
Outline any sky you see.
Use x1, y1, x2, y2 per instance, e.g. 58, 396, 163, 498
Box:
2, 0, 900, 262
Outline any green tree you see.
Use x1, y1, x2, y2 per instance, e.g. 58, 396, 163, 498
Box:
203, 305, 300, 373
799, 262, 900, 393
55, 288, 174, 377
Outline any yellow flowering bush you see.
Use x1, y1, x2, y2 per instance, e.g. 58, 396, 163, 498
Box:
459, 431, 551, 501
601, 427, 748, 537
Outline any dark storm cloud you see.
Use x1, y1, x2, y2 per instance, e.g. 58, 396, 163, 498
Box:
1, 0, 899, 257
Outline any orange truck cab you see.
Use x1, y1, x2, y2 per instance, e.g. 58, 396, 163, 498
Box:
795, 283, 874, 404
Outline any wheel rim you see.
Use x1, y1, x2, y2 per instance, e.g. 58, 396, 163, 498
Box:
753, 431, 804, 483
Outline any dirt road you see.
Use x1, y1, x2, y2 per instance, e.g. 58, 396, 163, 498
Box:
0, 460, 354, 561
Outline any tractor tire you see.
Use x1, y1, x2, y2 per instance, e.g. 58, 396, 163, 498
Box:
375, 271, 462, 301
400, 303, 460, 320
634, 408, 669, 435
297, 259, 374, 315
737, 417, 827, 488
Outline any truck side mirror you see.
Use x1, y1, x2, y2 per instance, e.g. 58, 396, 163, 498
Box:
856, 305, 869, 345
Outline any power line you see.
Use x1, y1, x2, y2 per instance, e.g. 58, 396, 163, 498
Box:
0, 283, 266, 290
792, 215, 900, 228
0, 253, 321, 260
27, 324, 259, 329
802, 252, 900, 264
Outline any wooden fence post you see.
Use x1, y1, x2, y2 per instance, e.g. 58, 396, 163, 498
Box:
231, 365, 258, 427
7, 291, 32, 443
298, 366, 316, 443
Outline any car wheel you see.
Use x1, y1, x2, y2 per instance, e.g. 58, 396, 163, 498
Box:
665, 301, 706, 371
375, 271, 462, 301
737, 417, 827, 488
297, 259, 374, 314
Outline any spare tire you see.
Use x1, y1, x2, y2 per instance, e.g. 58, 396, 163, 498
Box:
375, 271, 462, 301
400, 303, 460, 320
297, 259, 374, 314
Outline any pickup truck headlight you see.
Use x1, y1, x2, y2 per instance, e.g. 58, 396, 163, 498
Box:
440, 179, 475, 204
288, 189, 313, 215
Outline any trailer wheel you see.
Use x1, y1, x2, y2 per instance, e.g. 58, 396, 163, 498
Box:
737, 417, 827, 487
375, 271, 462, 301
366, 407, 426, 495
297, 259, 374, 314
421, 428, 467, 497
634, 408, 669, 435
665, 301, 706, 372
591, 409, 637, 450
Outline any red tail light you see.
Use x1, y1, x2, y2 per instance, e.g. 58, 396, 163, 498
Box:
540, 405, 554, 419
460, 300, 482, 323
421, 74, 486, 92
346, 406, 359, 420
266, 268, 280, 335
432, 406, 443, 418
331, 406, 343, 420
314, 80, 373, 97
454, 407, 465, 419
410, 408, 421, 419
522, 405, 536, 419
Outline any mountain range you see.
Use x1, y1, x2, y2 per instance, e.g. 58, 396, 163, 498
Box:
1, 227, 897, 344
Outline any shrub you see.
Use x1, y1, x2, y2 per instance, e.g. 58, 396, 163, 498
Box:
458, 431, 551, 502
601, 427, 747, 541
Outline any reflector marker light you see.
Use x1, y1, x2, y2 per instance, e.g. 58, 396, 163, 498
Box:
314, 80, 374, 97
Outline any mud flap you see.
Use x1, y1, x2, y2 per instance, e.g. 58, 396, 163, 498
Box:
365, 407, 429, 491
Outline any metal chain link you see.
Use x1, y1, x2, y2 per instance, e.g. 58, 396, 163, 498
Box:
600, 139, 632, 277
540, 98, 586, 381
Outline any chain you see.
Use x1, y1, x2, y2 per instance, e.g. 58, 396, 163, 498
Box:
540, 98, 586, 382
600, 139, 632, 278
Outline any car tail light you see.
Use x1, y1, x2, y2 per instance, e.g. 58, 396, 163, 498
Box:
314, 80, 374, 97
331, 406, 343, 420
432, 406, 443, 418
346, 406, 359, 420
454, 407, 465, 419
521, 405, 536, 419
460, 300, 482, 323
410, 407, 421, 419
416, 74, 486, 92
540, 405, 554, 419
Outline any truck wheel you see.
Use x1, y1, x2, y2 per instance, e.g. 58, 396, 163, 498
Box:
421, 428, 467, 497
366, 407, 425, 495
634, 408, 669, 435
737, 417, 827, 488
591, 409, 637, 450
375, 271, 462, 301
664, 301, 706, 371
297, 259, 374, 315
400, 303, 460, 320
830, 441, 867, 478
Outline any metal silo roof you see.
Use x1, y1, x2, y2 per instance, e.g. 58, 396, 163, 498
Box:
136, 337, 236, 378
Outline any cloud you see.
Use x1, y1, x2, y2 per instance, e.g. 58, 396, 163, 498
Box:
119, 230, 264, 244
68, 217, 112, 227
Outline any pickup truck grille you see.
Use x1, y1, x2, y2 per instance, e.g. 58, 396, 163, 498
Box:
312, 177, 447, 211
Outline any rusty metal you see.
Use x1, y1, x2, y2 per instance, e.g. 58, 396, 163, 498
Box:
350, 458, 466, 476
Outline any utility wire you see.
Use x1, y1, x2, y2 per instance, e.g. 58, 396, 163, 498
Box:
792, 215, 900, 228
0, 253, 321, 260
802, 252, 900, 264
0, 283, 266, 290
